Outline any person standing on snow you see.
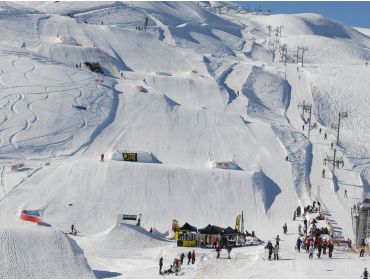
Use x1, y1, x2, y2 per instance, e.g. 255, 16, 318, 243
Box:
275, 235, 281, 247
273, 245, 279, 260
362, 268, 369, 279
265, 241, 273, 261
100, 153, 104, 162
216, 244, 221, 259
191, 250, 196, 264
345, 189, 348, 198
283, 223, 288, 234
180, 253, 185, 265
227, 245, 232, 259
328, 241, 334, 258
309, 244, 315, 259
159, 256, 163, 275
187, 251, 191, 265
317, 242, 323, 258
322, 239, 328, 255
324, 133, 327, 140
298, 224, 302, 236
322, 169, 326, 178
296, 237, 302, 252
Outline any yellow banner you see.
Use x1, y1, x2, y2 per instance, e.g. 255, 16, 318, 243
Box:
235, 215, 241, 231
183, 240, 197, 247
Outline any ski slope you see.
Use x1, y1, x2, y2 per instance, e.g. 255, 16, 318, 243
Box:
0, 1, 370, 278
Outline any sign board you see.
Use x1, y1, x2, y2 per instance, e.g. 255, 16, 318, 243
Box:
123, 153, 137, 162
117, 214, 137, 224
177, 240, 198, 247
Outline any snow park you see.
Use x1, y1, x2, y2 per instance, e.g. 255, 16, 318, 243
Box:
1, 0, 370, 278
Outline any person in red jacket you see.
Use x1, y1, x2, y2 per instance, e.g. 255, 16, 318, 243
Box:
216, 244, 221, 258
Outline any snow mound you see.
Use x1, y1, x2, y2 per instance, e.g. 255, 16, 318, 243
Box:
110, 150, 162, 163
79, 224, 171, 257
59, 36, 81, 46
0, 228, 95, 278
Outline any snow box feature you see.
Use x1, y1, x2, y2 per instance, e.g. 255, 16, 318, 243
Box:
110, 150, 162, 163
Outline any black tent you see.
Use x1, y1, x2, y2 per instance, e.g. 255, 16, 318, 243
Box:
179, 222, 197, 232
222, 226, 238, 236
198, 224, 224, 235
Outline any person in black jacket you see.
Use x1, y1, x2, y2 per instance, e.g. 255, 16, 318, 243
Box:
159, 256, 163, 275
265, 241, 273, 260
187, 251, 191, 265
328, 241, 334, 258
180, 253, 185, 265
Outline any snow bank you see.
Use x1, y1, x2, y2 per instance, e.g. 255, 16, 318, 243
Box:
0, 228, 95, 278
79, 224, 171, 257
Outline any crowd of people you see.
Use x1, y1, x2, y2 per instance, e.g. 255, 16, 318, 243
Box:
159, 250, 196, 275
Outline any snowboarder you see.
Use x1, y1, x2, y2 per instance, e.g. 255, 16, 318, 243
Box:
296, 237, 302, 252
79, 62, 81, 68
265, 241, 273, 261
324, 133, 327, 140
273, 245, 279, 260
285, 156, 289, 161
180, 253, 185, 265
318, 201, 321, 211
362, 268, 369, 279
309, 244, 315, 259
331, 142, 334, 149
283, 223, 288, 234
216, 244, 221, 258
100, 153, 104, 162
302, 125, 305, 131
319, 128, 322, 134
275, 235, 281, 247
187, 251, 191, 265
345, 189, 348, 198
328, 241, 334, 258
71, 224, 75, 234
227, 245, 232, 259
191, 250, 195, 264
322, 169, 326, 178
293, 211, 296, 220
159, 256, 163, 275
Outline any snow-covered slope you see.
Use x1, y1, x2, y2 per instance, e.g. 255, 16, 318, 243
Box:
0, 1, 370, 278
0, 227, 95, 278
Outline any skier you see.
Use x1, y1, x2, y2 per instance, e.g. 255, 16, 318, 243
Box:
187, 251, 191, 265
324, 133, 327, 140
191, 250, 196, 264
273, 244, 279, 260
265, 241, 273, 261
275, 235, 281, 247
283, 223, 288, 234
322, 169, 326, 178
309, 244, 315, 259
159, 256, 163, 275
328, 241, 334, 258
227, 245, 232, 259
180, 253, 185, 265
296, 237, 302, 252
100, 153, 104, 162
298, 224, 302, 236
317, 242, 323, 258
345, 189, 348, 198
216, 244, 221, 259
362, 268, 369, 279
322, 239, 328, 255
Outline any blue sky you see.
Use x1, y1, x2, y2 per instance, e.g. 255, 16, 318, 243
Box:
238, 2, 370, 28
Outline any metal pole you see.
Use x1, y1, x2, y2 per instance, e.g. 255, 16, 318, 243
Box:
333, 148, 337, 178
308, 107, 312, 140
337, 113, 341, 146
